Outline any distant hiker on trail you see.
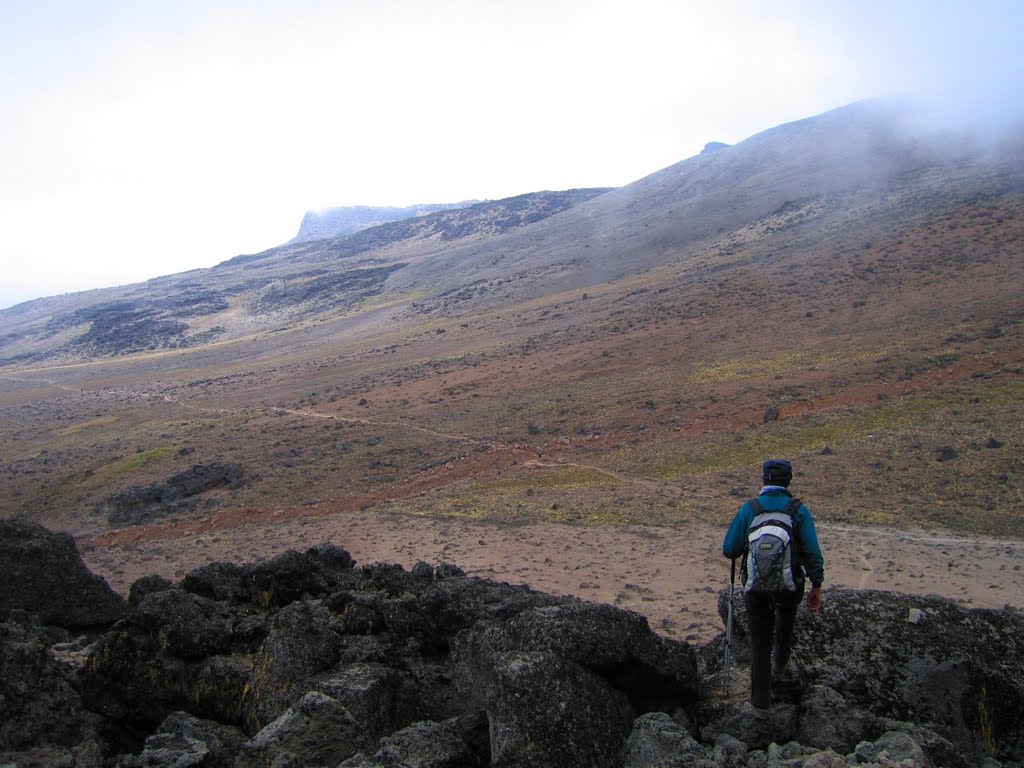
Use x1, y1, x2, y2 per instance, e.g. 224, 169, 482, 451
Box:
722, 458, 824, 717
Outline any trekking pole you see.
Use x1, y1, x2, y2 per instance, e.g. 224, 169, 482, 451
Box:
723, 557, 736, 695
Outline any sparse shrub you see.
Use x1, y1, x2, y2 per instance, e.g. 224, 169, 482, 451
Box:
763, 405, 780, 423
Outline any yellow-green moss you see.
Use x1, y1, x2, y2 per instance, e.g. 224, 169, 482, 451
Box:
74, 445, 180, 492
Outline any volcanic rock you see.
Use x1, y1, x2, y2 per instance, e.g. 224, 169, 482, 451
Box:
4, 520, 1024, 767
0, 518, 126, 628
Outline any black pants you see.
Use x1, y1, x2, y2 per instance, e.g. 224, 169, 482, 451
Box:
744, 586, 804, 708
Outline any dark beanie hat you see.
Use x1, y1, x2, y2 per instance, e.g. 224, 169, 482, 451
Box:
762, 459, 793, 485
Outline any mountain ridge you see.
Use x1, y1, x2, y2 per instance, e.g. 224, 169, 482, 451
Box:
289, 201, 479, 244
4, 98, 1017, 363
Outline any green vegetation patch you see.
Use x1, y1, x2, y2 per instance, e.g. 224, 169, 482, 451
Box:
607, 377, 1021, 480
602, 376, 1023, 536
56, 415, 121, 437
385, 464, 633, 525
488, 464, 624, 493
74, 445, 180, 493
680, 341, 895, 387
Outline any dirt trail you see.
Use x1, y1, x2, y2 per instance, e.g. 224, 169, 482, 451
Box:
273, 407, 505, 449
272, 404, 685, 500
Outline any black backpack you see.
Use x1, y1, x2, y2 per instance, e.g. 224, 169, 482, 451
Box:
742, 497, 802, 592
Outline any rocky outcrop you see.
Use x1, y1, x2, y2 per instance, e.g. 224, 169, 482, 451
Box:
101, 462, 248, 526
117, 711, 244, 768
290, 203, 475, 244
0, 518, 126, 628
0, 615, 101, 755
702, 585, 1024, 766
286, 191, 611, 246
701, 141, 730, 155
2, 521, 1023, 767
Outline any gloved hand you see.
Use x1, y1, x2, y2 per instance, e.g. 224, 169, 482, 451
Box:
806, 586, 822, 612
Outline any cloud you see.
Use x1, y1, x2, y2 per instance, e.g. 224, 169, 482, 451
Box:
2, 0, 1021, 308
786, 0, 1024, 130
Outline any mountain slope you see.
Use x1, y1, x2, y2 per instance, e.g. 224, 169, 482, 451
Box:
388, 100, 1024, 308
0, 99, 1021, 543
0, 188, 612, 364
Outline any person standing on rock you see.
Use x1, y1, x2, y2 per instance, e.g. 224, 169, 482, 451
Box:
722, 458, 824, 717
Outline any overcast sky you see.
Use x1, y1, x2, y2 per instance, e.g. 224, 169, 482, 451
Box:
2, 0, 1022, 309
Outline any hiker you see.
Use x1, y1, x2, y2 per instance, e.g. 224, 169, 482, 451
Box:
722, 458, 824, 717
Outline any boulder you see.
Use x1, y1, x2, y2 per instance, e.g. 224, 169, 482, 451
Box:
485, 651, 634, 768
852, 730, 932, 767
128, 589, 234, 660
179, 561, 249, 603
339, 716, 486, 768
796, 684, 879, 753
103, 463, 246, 526
0, 741, 104, 768
115, 710, 245, 768
499, 601, 699, 711
0, 518, 126, 628
375, 573, 565, 654
84, 626, 252, 729
244, 545, 358, 608
234, 692, 370, 768
453, 600, 699, 716
699, 699, 800, 751
235, 691, 367, 768
127, 574, 174, 608
241, 600, 342, 731
315, 662, 422, 742
793, 588, 1024, 765
622, 712, 703, 768
0, 616, 98, 752
876, 719, 974, 768
82, 591, 252, 727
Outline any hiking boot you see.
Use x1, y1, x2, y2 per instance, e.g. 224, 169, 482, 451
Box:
752, 704, 771, 720
771, 660, 789, 678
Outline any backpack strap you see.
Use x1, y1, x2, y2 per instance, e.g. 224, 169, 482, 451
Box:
782, 497, 803, 573
748, 496, 799, 518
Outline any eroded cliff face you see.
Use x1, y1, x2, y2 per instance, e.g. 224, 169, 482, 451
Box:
1, 518, 1022, 767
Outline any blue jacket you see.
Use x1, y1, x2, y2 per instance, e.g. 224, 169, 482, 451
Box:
722, 488, 825, 587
